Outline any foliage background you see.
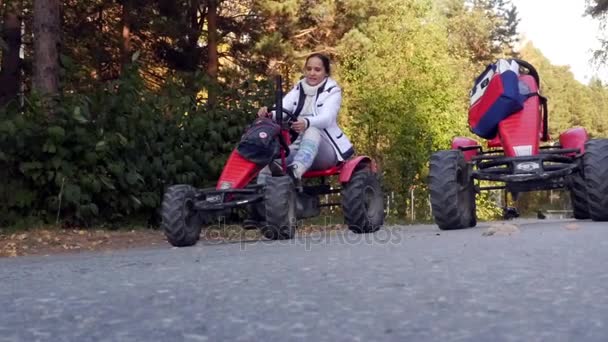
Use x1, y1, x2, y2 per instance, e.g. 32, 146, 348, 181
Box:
1, 0, 607, 227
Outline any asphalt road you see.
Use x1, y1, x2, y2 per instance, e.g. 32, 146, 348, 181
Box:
2, 219, 608, 342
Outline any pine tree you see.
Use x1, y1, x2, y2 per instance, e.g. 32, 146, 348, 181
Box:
33, 0, 61, 113
0, 6, 22, 106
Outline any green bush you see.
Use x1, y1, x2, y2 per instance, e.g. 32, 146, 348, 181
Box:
0, 67, 272, 227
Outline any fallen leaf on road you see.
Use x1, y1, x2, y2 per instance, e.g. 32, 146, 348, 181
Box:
564, 223, 580, 231
483, 223, 520, 237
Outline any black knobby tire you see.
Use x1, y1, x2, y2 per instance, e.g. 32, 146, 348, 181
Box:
583, 139, 608, 221
262, 175, 297, 240
468, 198, 477, 227
243, 177, 266, 230
161, 185, 203, 247
243, 202, 266, 230
341, 168, 385, 234
429, 150, 477, 230
568, 171, 589, 220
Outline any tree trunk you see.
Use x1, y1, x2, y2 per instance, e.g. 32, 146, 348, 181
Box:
121, 0, 132, 71
190, 0, 200, 43
206, 0, 218, 108
33, 0, 61, 106
0, 11, 21, 106
96, 5, 104, 78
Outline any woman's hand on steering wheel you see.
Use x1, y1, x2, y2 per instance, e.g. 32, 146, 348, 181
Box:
267, 105, 296, 122
291, 119, 307, 133
257, 106, 271, 118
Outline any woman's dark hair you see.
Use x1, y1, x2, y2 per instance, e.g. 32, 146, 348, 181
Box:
305, 53, 331, 75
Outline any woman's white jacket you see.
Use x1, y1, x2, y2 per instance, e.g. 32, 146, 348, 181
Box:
276, 77, 354, 161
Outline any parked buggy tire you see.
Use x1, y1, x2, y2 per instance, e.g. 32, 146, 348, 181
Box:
262, 175, 297, 240
342, 168, 385, 234
429, 150, 477, 230
568, 172, 589, 220
583, 139, 608, 221
161, 185, 204, 247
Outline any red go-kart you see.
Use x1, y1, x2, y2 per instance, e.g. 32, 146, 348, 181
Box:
429, 59, 608, 229
161, 77, 385, 246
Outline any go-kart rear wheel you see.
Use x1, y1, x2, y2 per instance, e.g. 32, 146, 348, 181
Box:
161, 185, 203, 247
583, 139, 608, 221
341, 168, 385, 234
568, 172, 589, 219
429, 150, 477, 230
262, 175, 297, 240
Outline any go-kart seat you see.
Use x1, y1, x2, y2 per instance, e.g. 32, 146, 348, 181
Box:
487, 135, 502, 148
302, 163, 344, 178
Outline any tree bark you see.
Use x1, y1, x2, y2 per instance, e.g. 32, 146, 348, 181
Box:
185, 0, 202, 73
121, 0, 132, 70
96, 5, 104, 78
206, 0, 218, 108
33, 0, 61, 105
0, 11, 21, 106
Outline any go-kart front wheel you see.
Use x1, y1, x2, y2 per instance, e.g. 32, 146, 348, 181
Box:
161, 185, 204, 247
262, 175, 297, 240
583, 139, 608, 221
567, 172, 589, 219
429, 150, 477, 230
341, 168, 385, 234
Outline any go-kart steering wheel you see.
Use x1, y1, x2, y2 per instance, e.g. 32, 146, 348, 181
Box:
269, 105, 297, 122
513, 59, 540, 87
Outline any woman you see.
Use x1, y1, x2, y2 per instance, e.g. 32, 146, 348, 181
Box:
257, 53, 354, 184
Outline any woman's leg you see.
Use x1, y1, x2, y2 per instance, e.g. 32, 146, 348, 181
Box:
290, 127, 337, 178
257, 141, 299, 185
310, 134, 338, 170
258, 127, 337, 182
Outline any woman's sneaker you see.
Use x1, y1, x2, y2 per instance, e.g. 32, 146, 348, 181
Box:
287, 164, 303, 192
